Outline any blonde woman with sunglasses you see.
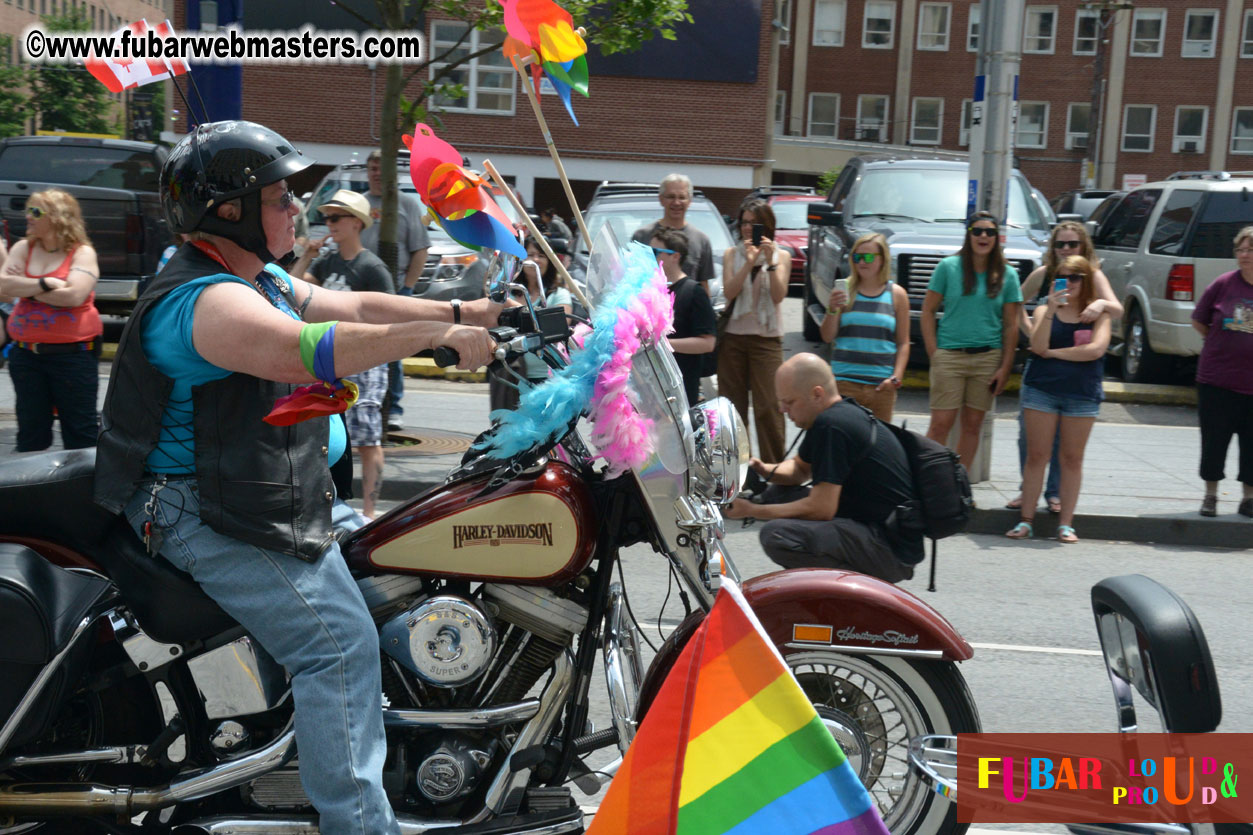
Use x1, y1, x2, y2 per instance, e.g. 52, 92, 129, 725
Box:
1006, 221, 1122, 513
819, 232, 909, 420
0, 189, 101, 451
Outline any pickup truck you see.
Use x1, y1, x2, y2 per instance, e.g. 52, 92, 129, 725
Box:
0, 136, 168, 316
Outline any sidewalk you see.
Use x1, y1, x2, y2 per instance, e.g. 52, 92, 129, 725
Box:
1, 363, 1248, 550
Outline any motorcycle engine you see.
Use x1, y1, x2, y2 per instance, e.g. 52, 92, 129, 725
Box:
380, 595, 496, 687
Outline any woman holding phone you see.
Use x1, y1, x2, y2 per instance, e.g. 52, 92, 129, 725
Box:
820, 232, 909, 421
720, 199, 791, 473
1008, 254, 1111, 542
1007, 221, 1122, 513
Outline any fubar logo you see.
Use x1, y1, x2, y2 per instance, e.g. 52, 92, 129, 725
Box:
452, 523, 555, 549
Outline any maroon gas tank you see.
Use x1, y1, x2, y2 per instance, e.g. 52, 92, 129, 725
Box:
343, 461, 597, 586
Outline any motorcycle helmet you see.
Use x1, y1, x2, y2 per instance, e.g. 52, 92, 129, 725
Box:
161, 120, 312, 262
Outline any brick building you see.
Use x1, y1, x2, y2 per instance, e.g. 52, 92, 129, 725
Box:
1, 0, 173, 136
171, 0, 775, 215
774, 0, 1253, 199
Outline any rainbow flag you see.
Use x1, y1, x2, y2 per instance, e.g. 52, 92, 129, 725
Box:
587, 579, 889, 835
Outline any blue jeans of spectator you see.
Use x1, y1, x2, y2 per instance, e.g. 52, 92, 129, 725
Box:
123, 480, 399, 835
8, 344, 100, 452
1016, 407, 1060, 500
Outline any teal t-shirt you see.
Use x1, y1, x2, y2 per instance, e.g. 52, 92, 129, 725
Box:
141, 265, 346, 473
927, 255, 1023, 349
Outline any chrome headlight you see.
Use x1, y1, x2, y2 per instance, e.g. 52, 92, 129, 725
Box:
690, 397, 750, 505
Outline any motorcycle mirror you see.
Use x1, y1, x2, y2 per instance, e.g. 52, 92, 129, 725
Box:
1090, 574, 1221, 734
482, 252, 518, 304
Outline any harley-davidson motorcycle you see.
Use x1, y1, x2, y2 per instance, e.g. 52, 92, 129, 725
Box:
0, 234, 980, 834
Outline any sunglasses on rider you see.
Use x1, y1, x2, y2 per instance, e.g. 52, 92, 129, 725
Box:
968, 227, 998, 238
1053, 240, 1081, 250
651, 246, 676, 256
851, 252, 877, 264
25, 206, 46, 219
261, 190, 296, 211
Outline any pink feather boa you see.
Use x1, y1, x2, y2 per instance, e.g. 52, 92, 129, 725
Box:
586, 264, 674, 477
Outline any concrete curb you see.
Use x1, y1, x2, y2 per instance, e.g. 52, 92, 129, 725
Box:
968, 507, 1250, 549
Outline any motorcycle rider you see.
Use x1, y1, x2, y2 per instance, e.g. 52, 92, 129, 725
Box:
93, 121, 497, 834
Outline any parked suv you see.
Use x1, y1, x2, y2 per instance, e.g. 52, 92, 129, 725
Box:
804, 153, 1053, 342
572, 182, 731, 310
1089, 175, 1253, 382
303, 159, 488, 300
1051, 189, 1117, 221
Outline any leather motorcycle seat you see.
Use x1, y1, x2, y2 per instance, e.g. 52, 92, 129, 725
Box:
0, 449, 239, 646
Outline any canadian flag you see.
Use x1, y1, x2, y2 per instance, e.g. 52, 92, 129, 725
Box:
86, 19, 189, 94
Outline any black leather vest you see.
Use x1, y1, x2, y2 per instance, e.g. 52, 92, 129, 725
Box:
94, 245, 336, 562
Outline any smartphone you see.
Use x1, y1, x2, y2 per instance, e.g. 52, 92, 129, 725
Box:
1054, 277, 1069, 296
751, 223, 765, 246
830, 278, 849, 313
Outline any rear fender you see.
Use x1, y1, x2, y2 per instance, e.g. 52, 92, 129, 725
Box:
635, 568, 971, 721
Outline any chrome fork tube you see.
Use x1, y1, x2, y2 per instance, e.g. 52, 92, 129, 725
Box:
602, 583, 642, 756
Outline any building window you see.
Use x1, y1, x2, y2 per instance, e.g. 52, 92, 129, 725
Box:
959, 98, 972, 145
1232, 108, 1253, 154
429, 23, 514, 115
910, 97, 943, 144
856, 94, 889, 141
1173, 106, 1208, 153
862, 1, 894, 49
808, 93, 839, 137
967, 4, 980, 52
1122, 105, 1157, 152
813, 0, 846, 47
1066, 103, 1091, 150
1131, 8, 1166, 57
1243, 10, 1253, 58
778, 0, 791, 45
775, 90, 787, 135
1181, 9, 1217, 58
1023, 6, 1057, 54
917, 3, 950, 51
1074, 9, 1099, 55
1016, 101, 1049, 148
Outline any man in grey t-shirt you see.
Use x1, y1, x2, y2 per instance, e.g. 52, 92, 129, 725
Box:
631, 173, 714, 293
362, 149, 432, 428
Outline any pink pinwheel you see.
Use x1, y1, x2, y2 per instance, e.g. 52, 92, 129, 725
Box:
403, 125, 526, 257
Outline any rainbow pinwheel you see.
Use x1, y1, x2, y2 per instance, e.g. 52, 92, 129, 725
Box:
499, 0, 590, 125
403, 125, 527, 258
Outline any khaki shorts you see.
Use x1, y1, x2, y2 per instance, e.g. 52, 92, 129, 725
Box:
929, 348, 1003, 412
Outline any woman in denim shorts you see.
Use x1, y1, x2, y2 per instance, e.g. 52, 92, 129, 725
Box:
1008, 254, 1111, 543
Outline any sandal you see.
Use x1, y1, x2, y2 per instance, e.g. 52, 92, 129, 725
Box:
1047, 496, 1062, 514
1005, 495, 1023, 510
1057, 525, 1079, 543
1006, 521, 1034, 539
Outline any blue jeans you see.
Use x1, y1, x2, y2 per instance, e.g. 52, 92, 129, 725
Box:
8, 345, 100, 451
124, 480, 399, 835
1016, 407, 1060, 500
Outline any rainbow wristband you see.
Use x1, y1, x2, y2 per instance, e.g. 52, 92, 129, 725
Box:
298, 321, 339, 384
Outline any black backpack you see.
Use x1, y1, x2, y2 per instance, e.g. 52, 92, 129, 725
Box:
864, 410, 973, 591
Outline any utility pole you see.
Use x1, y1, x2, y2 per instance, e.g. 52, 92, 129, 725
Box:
968, 0, 1023, 222
1082, 2, 1134, 189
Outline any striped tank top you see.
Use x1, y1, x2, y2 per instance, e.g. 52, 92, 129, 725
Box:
830, 283, 897, 385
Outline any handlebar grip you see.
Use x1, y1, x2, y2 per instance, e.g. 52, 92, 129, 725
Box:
432, 346, 460, 368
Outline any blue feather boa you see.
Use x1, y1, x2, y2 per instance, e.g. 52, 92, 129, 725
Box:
478, 243, 659, 459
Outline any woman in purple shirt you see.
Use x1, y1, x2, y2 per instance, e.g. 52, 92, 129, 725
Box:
1191, 226, 1253, 518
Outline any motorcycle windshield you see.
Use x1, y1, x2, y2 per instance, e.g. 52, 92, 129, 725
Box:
584, 224, 692, 477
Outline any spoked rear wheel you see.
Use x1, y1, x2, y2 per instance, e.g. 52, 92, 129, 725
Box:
784, 651, 980, 835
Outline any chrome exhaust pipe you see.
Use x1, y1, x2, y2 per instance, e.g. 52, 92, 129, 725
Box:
0, 727, 295, 816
